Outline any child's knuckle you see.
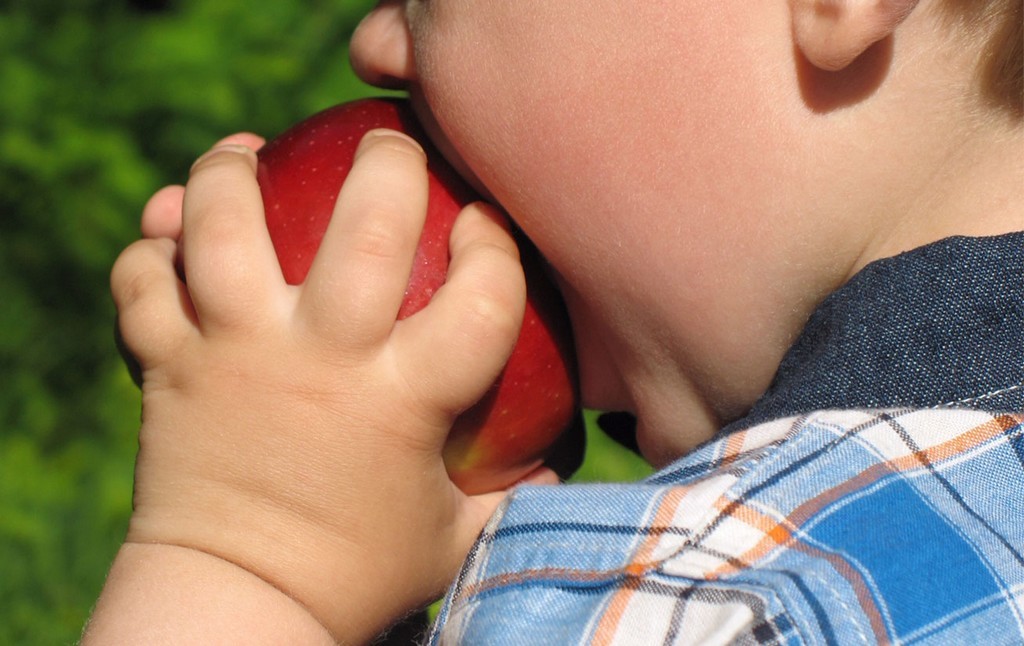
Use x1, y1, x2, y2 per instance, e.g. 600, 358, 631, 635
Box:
349, 211, 406, 261
193, 205, 244, 247
119, 270, 159, 312
112, 254, 162, 312
463, 287, 522, 343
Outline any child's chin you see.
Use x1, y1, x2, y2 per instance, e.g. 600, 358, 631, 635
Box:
577, 370, 631, 415
638, 439, 679, 469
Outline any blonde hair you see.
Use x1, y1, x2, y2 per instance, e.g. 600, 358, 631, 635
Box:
940, 0, 1023, 118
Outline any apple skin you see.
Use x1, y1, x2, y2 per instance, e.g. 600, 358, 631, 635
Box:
256, 97, 581, 494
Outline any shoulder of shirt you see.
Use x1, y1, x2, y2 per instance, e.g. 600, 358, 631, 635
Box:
430, 408, 1024, 645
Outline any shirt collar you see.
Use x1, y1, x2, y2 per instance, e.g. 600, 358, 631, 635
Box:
730, 232, 1024, 433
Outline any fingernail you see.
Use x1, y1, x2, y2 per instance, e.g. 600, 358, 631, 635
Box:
356, 128, 425, 158
190, 144, 255, 173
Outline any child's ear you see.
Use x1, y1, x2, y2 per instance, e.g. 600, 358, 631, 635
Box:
791, 0, 920, 71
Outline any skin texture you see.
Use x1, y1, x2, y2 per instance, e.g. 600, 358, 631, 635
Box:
350, 0, 1022, 464
86, 0, 1021, 642
86, 134, 557, 643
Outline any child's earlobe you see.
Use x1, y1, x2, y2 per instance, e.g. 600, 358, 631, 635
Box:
790, 0, 919, 71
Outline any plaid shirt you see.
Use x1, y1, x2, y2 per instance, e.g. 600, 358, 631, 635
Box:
429, 233, 1024, 645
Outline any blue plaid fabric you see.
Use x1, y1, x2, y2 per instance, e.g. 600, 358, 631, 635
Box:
429, 233, 1024, 645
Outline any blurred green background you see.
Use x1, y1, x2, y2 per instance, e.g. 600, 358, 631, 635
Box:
0, 1, 650, 643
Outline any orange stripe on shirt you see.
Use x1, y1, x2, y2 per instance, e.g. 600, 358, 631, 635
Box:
886, 413, 1021, 472
706, 414, 1022, 641
720, 429, 749, 468
591, 487, 690, 645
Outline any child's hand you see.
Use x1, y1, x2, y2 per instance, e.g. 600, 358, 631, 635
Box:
104, 130, 530, 642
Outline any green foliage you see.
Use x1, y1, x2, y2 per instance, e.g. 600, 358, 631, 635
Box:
0, 1, 649, 642
572, 410, 651, 483
1, 1, 385, 641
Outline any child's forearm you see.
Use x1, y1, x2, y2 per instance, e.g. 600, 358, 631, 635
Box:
83, 543, 336, 645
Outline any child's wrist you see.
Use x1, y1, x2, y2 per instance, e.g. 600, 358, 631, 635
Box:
84, 542, 335, 644
123, 498, 409, 644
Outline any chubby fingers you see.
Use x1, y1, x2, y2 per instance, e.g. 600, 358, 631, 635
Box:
395, 202, 526, 417
111, 237, 194, 368
180, 144, 285, 331
299, 130, 429, 348
141, 185, 186, 240
141, 134, 266, 241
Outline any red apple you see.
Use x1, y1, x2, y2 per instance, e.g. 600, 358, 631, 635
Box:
256, 97, 581, 494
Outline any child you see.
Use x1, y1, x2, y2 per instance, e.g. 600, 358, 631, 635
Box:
85, 0, 1022, 643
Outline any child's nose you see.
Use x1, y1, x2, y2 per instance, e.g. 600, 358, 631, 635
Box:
350, 1, 417, 90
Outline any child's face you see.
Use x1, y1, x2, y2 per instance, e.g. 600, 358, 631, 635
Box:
351, 1, 848, 462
